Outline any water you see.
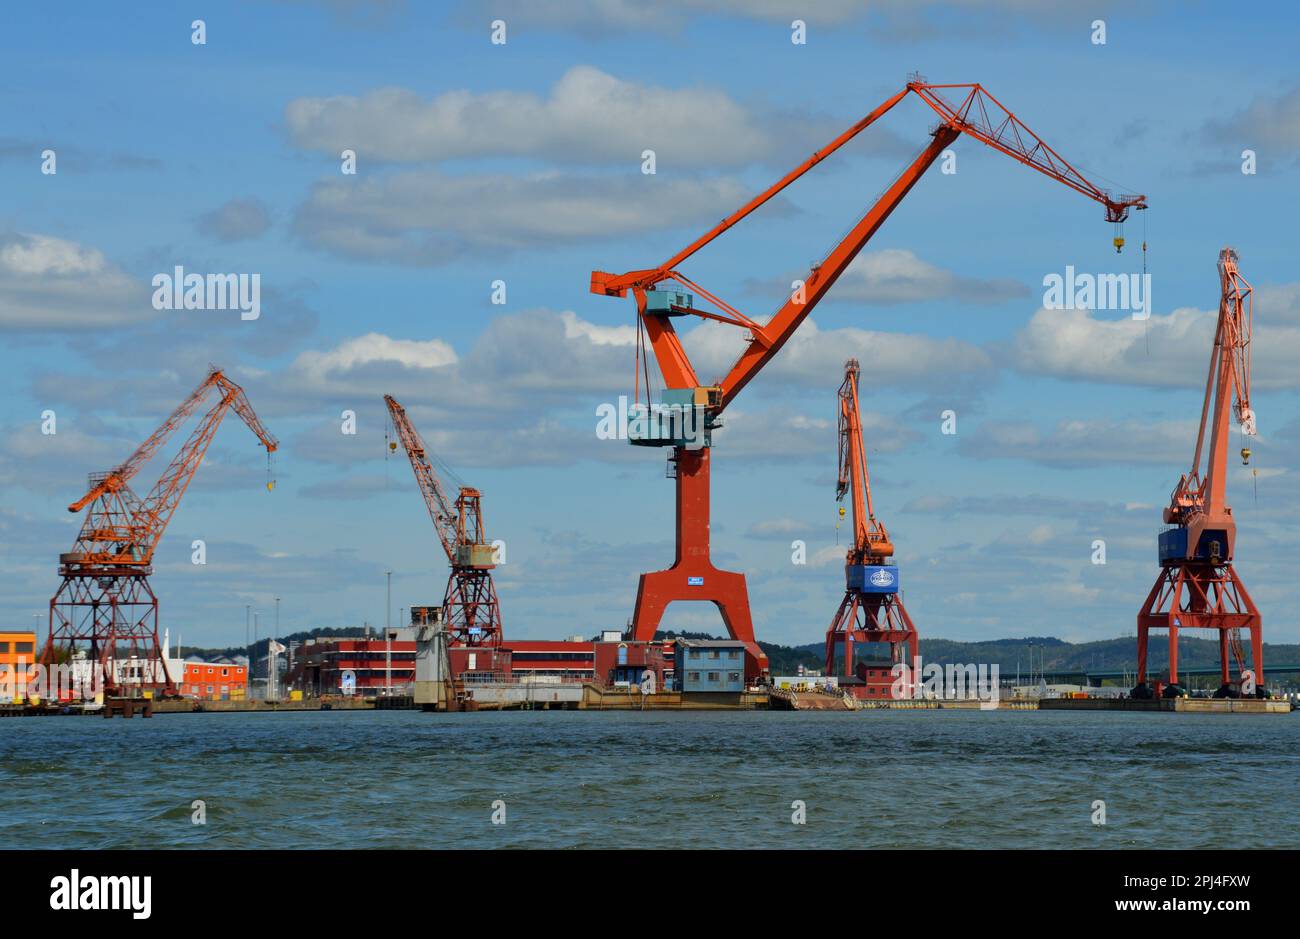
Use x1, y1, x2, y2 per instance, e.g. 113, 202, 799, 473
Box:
2, 709, 1296, 849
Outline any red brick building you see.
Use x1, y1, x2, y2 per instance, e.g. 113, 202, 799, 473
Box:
288, 634, 416, 695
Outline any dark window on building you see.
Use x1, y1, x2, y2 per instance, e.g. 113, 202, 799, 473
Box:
16, 642, 33, 654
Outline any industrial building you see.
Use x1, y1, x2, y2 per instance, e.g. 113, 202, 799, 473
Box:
287, 630, 417, 696
674, 640, 746, 693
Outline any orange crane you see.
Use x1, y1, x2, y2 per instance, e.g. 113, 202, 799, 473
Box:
589, 76, 1145, 678
824, 358, 918, 682
1137, 248, 1261, 698
44, 368, 277, 696
383, 395, 503, 647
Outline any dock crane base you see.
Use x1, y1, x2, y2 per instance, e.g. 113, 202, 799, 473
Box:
442, 567, 503, 648
46, 569, 172, 698
1136, 561, 1263, 690
629, 447, 768, 678
824, 587, 919, 683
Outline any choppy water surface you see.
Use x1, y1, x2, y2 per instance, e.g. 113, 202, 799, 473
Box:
2, 709, 1296, 849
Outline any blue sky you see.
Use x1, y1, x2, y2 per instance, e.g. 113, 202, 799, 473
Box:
3, 0, 1299, 650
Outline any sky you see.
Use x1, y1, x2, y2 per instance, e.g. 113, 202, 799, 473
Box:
2, 0, 1299, 650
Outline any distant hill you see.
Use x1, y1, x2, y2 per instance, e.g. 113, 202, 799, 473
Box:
183, 626, 1300, 681
754, 635, 1300, 679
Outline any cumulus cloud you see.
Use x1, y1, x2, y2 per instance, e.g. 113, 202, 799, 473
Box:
452, 0, 1105, 34
811, 248, 1028, 305
293, 332, 457, 374
286, 66, 780, 167
746, 518, 812, 540
1204, 85, 1300, 153
683, 316, 992, 390
292, 170, 754, 265
275, 309, 631, 415
746, 249, 1028, 307
959, 418, 1193, 468
0, 232, 154, 330
196, 197, 273, 242
1014, 303, 1300, 390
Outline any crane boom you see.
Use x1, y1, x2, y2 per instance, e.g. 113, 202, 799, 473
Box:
591, 78, 1147, 413
62, 368, 277, 568
1162, 248, 1255, 561
383, 394, 460, 562
837, 359, 892, 563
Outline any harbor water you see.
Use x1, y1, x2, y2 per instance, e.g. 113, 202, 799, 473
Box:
3, 709, 1296, 849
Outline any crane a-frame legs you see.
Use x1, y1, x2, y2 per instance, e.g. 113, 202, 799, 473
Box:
443, 569, 503, 648
45, 569, 176, 698
1136, 561, 1262, 689
630, 446, 769, 677
824, 592, 918, 683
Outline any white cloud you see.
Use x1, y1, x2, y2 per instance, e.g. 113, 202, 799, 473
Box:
1014, 304, 1300, 390
745, 518, 810, 540
0, 233, 153, 330
196, 197, 273, 242
799, 248, 1028, 305
960, 418, 1193, 467
458, 0, 1118, 37
559, 310, 635, 346
292, 170, 753, 265
1205, 85, 1300, 152
683, 317, 992, 389
286, 66, 776, 167
293, 332, 457, 374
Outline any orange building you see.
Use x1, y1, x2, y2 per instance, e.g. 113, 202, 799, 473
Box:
0, 631, 37, 672
182, 661, 247, 700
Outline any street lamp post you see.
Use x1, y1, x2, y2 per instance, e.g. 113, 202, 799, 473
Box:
274, 597, 281, 700
385, 572, 392, 697
253, 611, 260, 700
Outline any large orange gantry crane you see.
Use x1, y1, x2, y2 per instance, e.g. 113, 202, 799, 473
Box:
824, 359, 918, 682
44, 368, 277, 697
590, 77, 1145, 678
384, 395, 503, 648
1137, 248, 1262, 698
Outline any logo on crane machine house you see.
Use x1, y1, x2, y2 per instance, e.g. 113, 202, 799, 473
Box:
869, 569, 895, 588
595, 396, 706, 449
